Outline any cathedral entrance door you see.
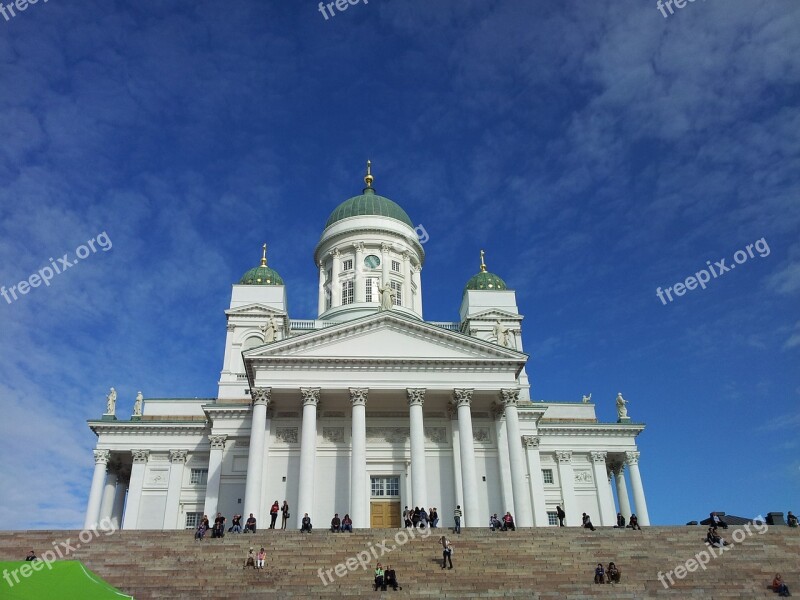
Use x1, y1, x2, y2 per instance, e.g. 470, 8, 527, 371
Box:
370, 501, 401, 528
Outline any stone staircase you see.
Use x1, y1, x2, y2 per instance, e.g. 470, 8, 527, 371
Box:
0, 525, 798, 598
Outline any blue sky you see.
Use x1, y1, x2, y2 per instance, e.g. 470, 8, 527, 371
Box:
0, 0, 797, 529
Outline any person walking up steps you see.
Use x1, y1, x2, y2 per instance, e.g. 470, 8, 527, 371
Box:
453, 505, 462, 534
440, 535, 453, 569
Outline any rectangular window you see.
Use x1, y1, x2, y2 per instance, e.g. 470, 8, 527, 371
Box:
365, 278, 376, 302
185, 512, 203, 529
391, 260, 401, 272
370, 476, 400, 498
547, 511, 559, 526
391, 281, 402, 306
342, 280, 354, 305
342, 259, 353, 271
542, 469, 554, 484
190, 469, 208, 485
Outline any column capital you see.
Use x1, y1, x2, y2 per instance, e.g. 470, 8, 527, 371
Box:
301, 387, 321, 406
354, 242, 365, 253
226, 322, 236, 332
169, 450, 188, 464
453, 388, 474, 407
251, 387, 271, 407
401, 251, 411, 262
556, 450, 573, 464
522, 435, 540, 448
407, 388, 426, 407
380, 242, 391, 254
330, 248, 341, 258
131, 449, 149, 464
590, 451, 608, 463
610, 462, 625, 476
209, 435, 227, 450
350, 387, 368, 407
93, 449, 111, 465
501, 388, 520, 407
625, 451, 640, 465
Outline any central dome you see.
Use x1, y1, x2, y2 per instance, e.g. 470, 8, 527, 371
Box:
325, 187, 413, 229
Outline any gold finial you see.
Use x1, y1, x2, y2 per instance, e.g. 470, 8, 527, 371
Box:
480, 249, 487, 273
364, 159, 374, 189
261, 243, 267, 267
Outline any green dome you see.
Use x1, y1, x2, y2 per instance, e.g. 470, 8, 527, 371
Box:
325, 188, 413, 229
239, 265, 284, 286
464, 271, 508, 293
238, 245, 284, 285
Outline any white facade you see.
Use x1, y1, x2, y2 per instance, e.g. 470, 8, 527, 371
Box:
85, 173, 650, 531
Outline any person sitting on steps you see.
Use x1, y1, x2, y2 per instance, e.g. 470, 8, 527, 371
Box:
373, 563, 385, 591
615, 512, 626, 528
582, 513, 596, 531
489, 513, 503, 531
628, 514, 641, 530
787, 511, 798, 528
502, 512, 516, 531
256, 547, 266, 570
244, 513, 257, 533
244, 547, 256, 569
710, 512, 728, 529
594, 563, 605, 584
341, 514, 353, 532
384, 564, 402, 590
330, 513, 341, 532
706, 527, 729, 548
301, 513, 313, 533
606, 562, 621, 583
773, 573, 791, 597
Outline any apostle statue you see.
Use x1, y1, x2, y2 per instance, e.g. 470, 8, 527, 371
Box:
261, 317, 278, 343
105, 387, 117, 415
493, 320, 511, 347
616, 393, 629, 420
582, 393, 592, 404
377, 282, 395, 311
133, 391, 143, 417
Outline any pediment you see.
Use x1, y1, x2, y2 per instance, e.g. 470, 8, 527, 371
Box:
243, 312, 527, 363
225, 303, 287, 317
466, 308, 523, 322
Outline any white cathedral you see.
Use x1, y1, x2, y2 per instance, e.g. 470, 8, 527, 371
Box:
84, 164, 651, 532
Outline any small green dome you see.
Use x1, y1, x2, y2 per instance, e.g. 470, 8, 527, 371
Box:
239, 265, 284, 286
464, 271, 508, 293
325, 187, 413, 229
238, 244, 284, 286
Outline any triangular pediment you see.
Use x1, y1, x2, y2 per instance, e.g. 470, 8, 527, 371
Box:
225, 303, 286, 317
466, 308, 523, 322
243, 311, 527, 363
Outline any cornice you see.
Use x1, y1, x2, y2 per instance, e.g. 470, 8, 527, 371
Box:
89, 421, 209, 437
536, 422, 646, 437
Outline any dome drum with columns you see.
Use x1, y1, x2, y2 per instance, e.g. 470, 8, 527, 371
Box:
84, 163, 650, 533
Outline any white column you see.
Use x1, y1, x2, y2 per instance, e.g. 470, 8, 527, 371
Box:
330, 249, 341, 307
493, 410, 513, 515
111, 471, 128, 529
164, 450, 188, 530
354, 243, 366, 303
98, 470, 118, 526
411, 265, 423, 317
244, 388, 270, 519
501, 389, 533, 527
626, 451, 650, 525
380, 243, 391, 288
454, 389, 479, 527
612, 462, 632, 519
297, 387, 320, 528
84, 449, 110, 530
203, 435, 227, 517
402, 252, 412, 309
221, 323, 235, 373
450, 415, 464, 523
522, 436, 549, 526
318, 261, 327, 316
590, 451, 616, 526
556, 451, 578, 526
123, 450, 148, 530
350, 388, 368, 529
407, 388, 428, 508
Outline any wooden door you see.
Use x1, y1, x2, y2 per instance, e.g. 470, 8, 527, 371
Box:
370, 501, 401, 528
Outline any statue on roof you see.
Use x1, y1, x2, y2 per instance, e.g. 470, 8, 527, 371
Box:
493, 319, 511, 347
377, 281, 396, 311
616, 393, 629, 420
105, 387, 117, 415
133, 391, 143, 417
582, 393, 592, 404
261, 317, 278, 343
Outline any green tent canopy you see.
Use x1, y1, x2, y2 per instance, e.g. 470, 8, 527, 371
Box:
0, 560, 133, 599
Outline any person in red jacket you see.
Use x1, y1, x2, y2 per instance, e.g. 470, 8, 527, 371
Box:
269, 501, 280, 529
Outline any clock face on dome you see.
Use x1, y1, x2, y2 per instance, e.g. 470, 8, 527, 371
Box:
364, 254, 381, 269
